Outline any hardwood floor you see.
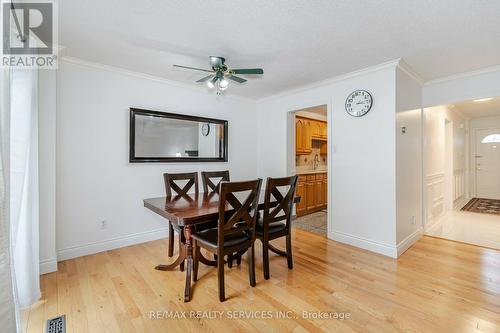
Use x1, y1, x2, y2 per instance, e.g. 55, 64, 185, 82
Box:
22, 229, 500, 332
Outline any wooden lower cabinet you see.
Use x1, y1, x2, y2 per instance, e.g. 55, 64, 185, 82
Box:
296, 172, 327, 217
295, 181, 306, 216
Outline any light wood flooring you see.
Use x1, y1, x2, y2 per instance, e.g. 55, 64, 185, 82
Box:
22, 229, 500, 332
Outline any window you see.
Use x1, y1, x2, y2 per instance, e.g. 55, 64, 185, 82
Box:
481, 134, 500, 143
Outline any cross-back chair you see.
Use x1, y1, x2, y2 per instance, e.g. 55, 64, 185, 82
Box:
163, 172, 199, 266
255, 175, 298, 279
192, 179, 262, 301
201, 170, 230, 193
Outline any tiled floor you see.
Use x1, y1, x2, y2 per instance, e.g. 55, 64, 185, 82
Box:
293, 210, 327, 236
426, 208, 500, 250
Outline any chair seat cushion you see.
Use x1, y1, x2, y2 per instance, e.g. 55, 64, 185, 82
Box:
193, 228, 251, 249
255, 218, 287, 235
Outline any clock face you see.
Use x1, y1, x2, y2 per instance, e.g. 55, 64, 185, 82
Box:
345, 90, 373, 117
202, 123, 210, 136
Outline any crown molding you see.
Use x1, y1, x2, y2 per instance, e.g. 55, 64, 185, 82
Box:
256, 59, 401, 104
424, 64, 500, 87
396, 59, 424, 86
60, 56, 255, 103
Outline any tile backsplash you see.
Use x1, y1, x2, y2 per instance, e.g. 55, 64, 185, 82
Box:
295, 141, 327, 172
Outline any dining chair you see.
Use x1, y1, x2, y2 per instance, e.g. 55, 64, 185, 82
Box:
255, 175, 298, 280
163, 172, 199, 266
201, 170, 238, 266
192, 179, 262, 301
201, 170, 230, 193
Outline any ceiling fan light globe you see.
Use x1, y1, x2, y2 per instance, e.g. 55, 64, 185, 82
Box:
218, 78, 229, 90
207, 76, 218, 89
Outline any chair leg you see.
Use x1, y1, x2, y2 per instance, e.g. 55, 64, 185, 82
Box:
227, 254, 233, 268
286, 232, 293, 269
262, 239, 270, 280
248, 243, 256, 287
168, 222, 174, 257
236, 253, 242, 265
179, 234, 185, 272
193, 241, 199, 282
217, 252, 225, 302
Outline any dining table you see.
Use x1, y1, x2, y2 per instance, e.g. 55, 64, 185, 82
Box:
143, 190, 301, 302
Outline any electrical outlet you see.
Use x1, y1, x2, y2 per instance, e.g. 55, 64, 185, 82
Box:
100, 220, 107, 229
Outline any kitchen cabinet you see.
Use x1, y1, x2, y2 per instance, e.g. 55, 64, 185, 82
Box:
296, 172, 327, 217
295, 181, 306, 216
296, 116, 327, 155
295, 118, 312, 155
320, 141, 327, 155
310, 121, 322, 139
320, 122, 327, 138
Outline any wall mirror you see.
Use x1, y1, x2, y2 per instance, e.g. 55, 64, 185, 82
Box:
130, 108, 228, 162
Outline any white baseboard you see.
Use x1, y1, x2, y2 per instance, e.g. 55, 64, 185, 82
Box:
396, 228, 423, 257
328, 230, 398, 258
57, 227, 168, 261
39, 257, 58, 274
454, 196, 470, 210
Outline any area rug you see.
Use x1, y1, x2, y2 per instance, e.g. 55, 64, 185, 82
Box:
461, 198, 500, 215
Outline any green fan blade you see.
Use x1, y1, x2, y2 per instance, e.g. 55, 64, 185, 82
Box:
231, 68, 264, 75
228, 75, 247, 83
173, 64, 214, 73
196, 75, 213, 83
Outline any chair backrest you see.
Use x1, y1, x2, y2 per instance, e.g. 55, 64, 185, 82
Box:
201, 170, 230, 193
163, 172, 199, 196
262, 175, 298, 230
218, 179, 262, 243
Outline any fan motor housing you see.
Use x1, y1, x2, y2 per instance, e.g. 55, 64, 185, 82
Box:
210, 56, 225, 70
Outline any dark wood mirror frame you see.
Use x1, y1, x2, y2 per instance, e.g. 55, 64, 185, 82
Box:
129, 108, 228, 163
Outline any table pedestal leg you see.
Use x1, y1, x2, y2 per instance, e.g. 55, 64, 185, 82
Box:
183, 225, 194, 302
155, 233, 186, 271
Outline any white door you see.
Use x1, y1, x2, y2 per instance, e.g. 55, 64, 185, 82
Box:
476, 129, 500, 199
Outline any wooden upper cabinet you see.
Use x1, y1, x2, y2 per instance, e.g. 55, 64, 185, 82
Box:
296, 118, 305, 153
311, 121, 322, 138
320, 122, 327, 139
296, 116, 327, 155
296, 117, 312, 155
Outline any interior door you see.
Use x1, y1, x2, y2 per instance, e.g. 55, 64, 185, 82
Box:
476, 129, 500, 199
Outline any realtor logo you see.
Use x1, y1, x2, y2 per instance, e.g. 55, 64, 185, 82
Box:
1, 0, 58, 68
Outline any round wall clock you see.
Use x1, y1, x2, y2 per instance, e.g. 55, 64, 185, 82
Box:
345, 90, 373, 117
202, 123, 210, 136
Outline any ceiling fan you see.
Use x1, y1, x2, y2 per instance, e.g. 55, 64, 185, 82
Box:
173, 56, 264, 93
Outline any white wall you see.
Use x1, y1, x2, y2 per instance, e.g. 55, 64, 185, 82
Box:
423, 65, 500, 107
257, 62, 399, 257
395, 67, 423, 254
424, 105, 466, 225
55, 59, 258, 261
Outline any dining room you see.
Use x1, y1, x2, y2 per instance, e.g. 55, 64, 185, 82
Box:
3, 1, 500, 332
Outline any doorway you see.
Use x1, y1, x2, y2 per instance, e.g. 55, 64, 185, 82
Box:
474, 128, 500, 199
424, 96, 500, 250
287, 105, 328, 236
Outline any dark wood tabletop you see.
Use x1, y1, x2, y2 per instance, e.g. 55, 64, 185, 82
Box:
143, 191, 301, 227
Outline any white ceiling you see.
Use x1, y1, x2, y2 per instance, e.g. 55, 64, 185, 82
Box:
60, 0, 500, 99
452, 97, 500, 119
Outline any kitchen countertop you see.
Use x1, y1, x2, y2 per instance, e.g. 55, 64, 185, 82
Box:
294, 170, 327, 175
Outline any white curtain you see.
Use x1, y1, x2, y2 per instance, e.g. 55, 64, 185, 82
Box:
10, 68, 40, 313
0, 69, 17, 331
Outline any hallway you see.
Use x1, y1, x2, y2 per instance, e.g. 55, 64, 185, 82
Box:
426, 208, 500, 250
